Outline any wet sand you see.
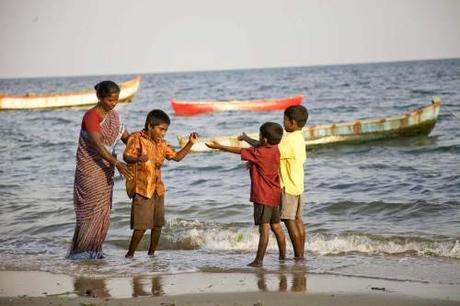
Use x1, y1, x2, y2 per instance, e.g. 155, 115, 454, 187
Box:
2, 292, 460, 306
0, 270, 459, 306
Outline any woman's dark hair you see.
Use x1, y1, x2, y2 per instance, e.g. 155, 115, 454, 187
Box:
260, 122, 283, 145
94, 80, 120, 98
145, 109, 171, 129
284, 105, 308, 127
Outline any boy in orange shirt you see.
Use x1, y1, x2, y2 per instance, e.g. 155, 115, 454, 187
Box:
123, 109, 198, 258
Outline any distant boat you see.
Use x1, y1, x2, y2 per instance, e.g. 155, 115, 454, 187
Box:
177, 99, 441, 152
0, 76, 141, 110
170, 94, 304, 116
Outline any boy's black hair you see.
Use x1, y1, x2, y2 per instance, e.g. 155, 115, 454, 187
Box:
260, 122, 283, 145
284, 105, 308, 127
94, 80, 120, 98
145, 109, 171, 129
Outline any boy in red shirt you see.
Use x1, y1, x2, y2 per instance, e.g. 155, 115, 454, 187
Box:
206, 122, 286, 267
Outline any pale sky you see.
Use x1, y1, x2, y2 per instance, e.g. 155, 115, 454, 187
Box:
1, 0, 459, 79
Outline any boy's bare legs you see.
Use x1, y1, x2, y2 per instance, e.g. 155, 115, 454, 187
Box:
270, 223, 286, 260
283, 220, 302, 258
126, 229, 146, 258
148, 227, 162, 256
248, 223, 270, 267
295, 218, 305, 258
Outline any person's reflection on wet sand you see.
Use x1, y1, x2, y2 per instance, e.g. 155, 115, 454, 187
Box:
74, 277, 110, 298
131, 275, 164, 297
291, 270, 307, 292
151, 275, 164, 296
256, 266, 307, 293
278, 273, 288, 292
256, 271, 268, 291
132, 276, 150, 297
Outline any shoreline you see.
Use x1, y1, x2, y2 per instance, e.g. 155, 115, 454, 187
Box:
0, 270, 459, 306
2, 292, 460, 306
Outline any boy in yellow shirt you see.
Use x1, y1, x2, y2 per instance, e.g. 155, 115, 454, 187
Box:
278, 105, 308, 259
239, 105, 308, 259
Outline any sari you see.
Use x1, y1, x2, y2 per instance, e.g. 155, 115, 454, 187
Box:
68, 109, 124, 259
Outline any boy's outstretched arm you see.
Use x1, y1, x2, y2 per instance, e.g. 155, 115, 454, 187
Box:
238, 132, 259, 147
206, 141, 241, 154
172, 132, 199, 161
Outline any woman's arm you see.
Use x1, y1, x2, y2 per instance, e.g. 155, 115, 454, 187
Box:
121, 128, 130, 144
87, 131, 133, 180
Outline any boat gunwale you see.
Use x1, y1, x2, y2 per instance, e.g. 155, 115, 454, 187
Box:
177, 100, 441, 152
170, 94, 304, 106
1, 76, 140, 99
0, 76, 141, 110
306, 101, 440, 131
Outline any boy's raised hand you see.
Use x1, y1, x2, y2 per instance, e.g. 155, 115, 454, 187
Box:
189, 132, 199, 144
205, 140, 221, 150
237, 132, 248, 142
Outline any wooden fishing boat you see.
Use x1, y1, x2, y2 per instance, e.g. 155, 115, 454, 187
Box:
0, 76, 141, 110
177, 99, 441, 152
170, 94, 304, 116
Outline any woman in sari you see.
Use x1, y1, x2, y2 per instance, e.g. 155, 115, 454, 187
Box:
68, 80, 133, 259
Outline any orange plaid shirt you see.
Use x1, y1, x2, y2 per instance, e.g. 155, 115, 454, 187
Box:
124, 131, 176, 199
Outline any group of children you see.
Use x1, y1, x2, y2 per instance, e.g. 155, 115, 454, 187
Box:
123, 105, 308, 267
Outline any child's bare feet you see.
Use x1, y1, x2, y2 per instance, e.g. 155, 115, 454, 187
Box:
279, 255, 286, 261
247, 260, 263, 267
294, 256, 305, 262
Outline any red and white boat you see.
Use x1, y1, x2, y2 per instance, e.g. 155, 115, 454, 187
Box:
170, 94, 304, 116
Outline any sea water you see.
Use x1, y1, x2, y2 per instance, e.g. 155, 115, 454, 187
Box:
0, 59, 459, 287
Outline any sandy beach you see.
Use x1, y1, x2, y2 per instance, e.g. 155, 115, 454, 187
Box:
1, 270, 459, 306
3, 292, 460, 306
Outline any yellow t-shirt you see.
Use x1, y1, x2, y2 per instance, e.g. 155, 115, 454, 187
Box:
279, 130, 306, 195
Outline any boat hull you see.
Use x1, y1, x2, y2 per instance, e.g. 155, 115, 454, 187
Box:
0, 76, 141, 110
178, 100, 441, 152
171, 94, 304, 116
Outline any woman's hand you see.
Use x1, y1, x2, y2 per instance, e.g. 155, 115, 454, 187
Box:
115, 161, 133, 180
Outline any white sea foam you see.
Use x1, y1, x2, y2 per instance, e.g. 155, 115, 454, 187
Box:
308, 234, 460, 258
184, 227, 281, 251
173, 228, 460, 259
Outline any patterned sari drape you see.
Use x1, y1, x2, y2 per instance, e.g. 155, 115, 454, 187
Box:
68, 110, 123, 259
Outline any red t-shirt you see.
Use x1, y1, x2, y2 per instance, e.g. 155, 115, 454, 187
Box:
81, 108, 103, 132
240, 144, 281, 207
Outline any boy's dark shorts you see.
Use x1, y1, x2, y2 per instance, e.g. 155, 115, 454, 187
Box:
253, 203, 281, 225
131, 194, 165, 230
